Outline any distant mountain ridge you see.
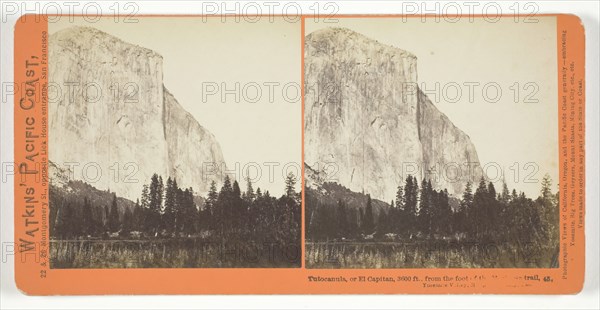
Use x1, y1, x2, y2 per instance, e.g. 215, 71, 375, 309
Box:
305, 163, 389, 215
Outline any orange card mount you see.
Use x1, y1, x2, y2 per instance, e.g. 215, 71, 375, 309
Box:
14, 14, 584, 295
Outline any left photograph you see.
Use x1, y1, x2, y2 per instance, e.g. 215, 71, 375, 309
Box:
47, 17, 302, 268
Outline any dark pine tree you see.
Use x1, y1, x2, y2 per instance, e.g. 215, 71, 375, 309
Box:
285, 172, 297, 197
403, 175, 419, 237
163, 177, 177, 235
243, 175, 255, 203
216, 175, 233, 237
232, 180, 244, 233
456, 181, 473, 237
132, 199, 144, 232
471, 177, 488, 240
362, 195, 375, 235
81, 197, 93, 237
418, 179, 432, 236
148, 173, 163, 236
120, 207, 133, 237
204, 180, 218, 230
336, 200, 348, 238
108, 193, 120, 233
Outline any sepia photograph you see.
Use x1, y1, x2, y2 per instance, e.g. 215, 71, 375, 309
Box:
304, 17, 560, 269
4, 0, 594, 301
47, 17, 302, 268
5, 0, 594, 299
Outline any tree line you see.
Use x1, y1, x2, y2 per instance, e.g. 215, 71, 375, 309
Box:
51, 172, 301, 246
306, 174, 559, 248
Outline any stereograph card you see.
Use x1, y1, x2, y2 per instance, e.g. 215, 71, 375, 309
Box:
13, 14, 585, 294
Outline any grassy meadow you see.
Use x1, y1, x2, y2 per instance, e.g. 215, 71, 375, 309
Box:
50, 239, 301, 268
305, 241, 559, 269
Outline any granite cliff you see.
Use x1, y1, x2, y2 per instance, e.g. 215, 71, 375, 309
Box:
48, 27, 227, 200
304, 28, 484, 200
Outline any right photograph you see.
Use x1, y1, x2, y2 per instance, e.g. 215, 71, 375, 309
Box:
303, 17, 560, 269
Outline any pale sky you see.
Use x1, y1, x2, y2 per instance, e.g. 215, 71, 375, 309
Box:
306, 17, 558, 198
50, 17, 302, 197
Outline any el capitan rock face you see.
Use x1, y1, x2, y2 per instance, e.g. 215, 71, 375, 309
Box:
416, 89, 484, 197
49, 26, 226, 200
304, 28, 483, 200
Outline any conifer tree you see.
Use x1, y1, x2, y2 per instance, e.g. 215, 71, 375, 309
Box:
541, 174, 553, 200
231, 180, 243, 231
472, 177, 489, 239
148, 174, 163, 236
439, 189, 452, 234
403, 175, 419, 235
486, 181, 498, 236
103, 205, 110, 233
141, 184, 150, 209
395, 185, 404, 210
133, 199, 144, 232
336, 200, 348, 238
255, 187, 262, 199
180, 188, 197, 235
163, 177, 177, 234
82, 197, 93, 236
244, 175, 255, 202
362, 195, 375, 235
285, 172, 297, 198
376, 209, 388, 237
205, 181, 218, 216
121, 207, 133, 237
216, 175, 233, 237
109, 193, 120, 233
418, 179, 432, 235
